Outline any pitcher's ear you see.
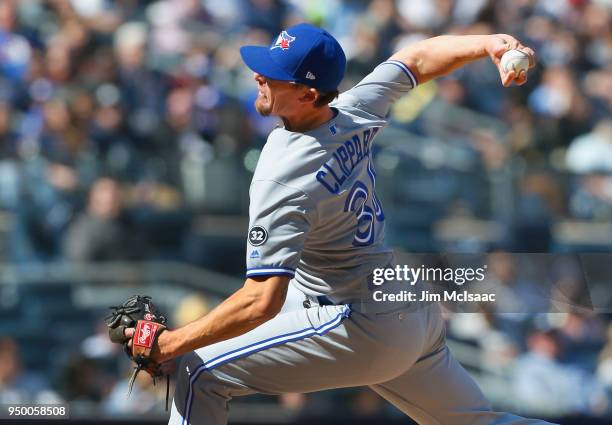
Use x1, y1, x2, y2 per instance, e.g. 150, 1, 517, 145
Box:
299, 88, 318, 104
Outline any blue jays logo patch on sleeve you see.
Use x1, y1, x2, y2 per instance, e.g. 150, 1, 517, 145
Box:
248, 226, 268, 246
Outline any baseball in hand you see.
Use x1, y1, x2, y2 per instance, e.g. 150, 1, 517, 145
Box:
500, 49, 531, 74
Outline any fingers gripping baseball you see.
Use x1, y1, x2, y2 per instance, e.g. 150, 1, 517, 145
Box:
486, 34, 536, 87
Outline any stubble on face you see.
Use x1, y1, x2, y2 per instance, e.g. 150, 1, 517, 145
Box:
255, 94, 272, 116
254, 74, 274, 116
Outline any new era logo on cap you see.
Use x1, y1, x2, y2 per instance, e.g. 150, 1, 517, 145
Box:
271, 31, 296, 50
306, 71, 316, 80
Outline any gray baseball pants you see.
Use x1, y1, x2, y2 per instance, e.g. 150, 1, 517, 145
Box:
168, 284, 555, 425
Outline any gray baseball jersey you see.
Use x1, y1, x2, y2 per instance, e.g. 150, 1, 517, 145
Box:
170, 59, 556, 425
245, 60, 416, 302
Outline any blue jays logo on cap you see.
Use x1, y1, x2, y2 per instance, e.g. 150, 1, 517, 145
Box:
271, 31, 296, 51
240, 23, 347, 92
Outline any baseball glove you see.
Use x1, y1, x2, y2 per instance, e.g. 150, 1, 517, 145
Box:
105, 295, 169, 409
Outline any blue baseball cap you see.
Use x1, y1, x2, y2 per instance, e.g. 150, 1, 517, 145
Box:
240, 23, 346, 93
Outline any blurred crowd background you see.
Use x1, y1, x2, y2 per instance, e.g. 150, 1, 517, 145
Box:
1, 0, 612, 423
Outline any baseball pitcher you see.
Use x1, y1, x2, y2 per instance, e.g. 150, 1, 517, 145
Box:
117, 23, 556, 425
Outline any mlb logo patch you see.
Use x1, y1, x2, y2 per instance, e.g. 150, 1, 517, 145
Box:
271, 31, 296, 50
